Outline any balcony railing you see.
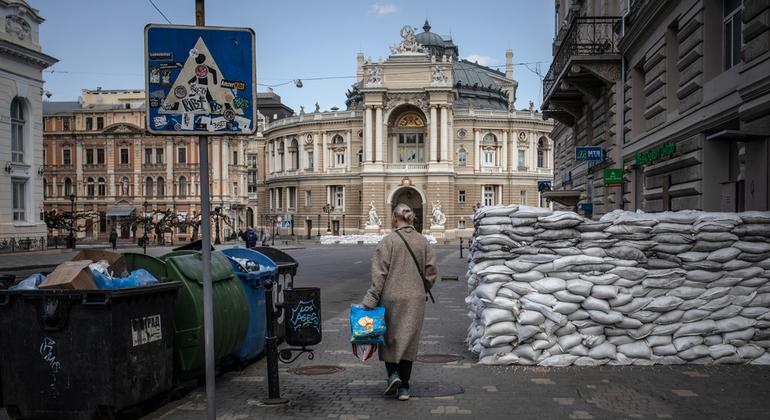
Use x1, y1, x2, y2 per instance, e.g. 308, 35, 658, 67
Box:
83, 163, 106, 171
543, 16, 622, 100
480, 166, 503, 174
142, 162, 166, 170
385, 163, 428, 172
175, 163, 200, 171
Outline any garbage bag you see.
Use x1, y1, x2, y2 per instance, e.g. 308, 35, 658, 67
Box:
350, 304, 386, 340
9, 273, 45, 290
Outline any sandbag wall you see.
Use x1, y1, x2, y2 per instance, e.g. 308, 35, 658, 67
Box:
466, 205, 770, 366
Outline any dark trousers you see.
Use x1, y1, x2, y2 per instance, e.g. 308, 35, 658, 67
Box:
385, 360, 413, 389
111, 241, 116, 250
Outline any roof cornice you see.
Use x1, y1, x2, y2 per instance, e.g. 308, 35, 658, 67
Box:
0, 38, 57, 68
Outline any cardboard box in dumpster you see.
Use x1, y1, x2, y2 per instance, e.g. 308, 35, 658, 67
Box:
39, 260, 98, 290
73, 249, 127, 277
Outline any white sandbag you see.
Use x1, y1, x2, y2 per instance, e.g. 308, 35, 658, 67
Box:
681, 309, 711, 322
709, 305, 743, 321
655, 310, 685, 324
741, 307, 770, 318
644, 296, 684, 312
496, 287, 520, 299
566, 279, 593, 296
614, 297, 653, 314
538, 354, 579, 367
522, 292, 558, 307
489, 335, 517, 347
479, 345, 514, 359
582, 296, 611, 313
723, 328, 755, 346
652, 344, 679, 356
553, 302, 581, 315
531, 277, 567, 293
520, 299, 563, 323
580, 273, 620, 286
607, 335, 634, 346
674, 320, 718, 338
654, 355, 686, 365
645, 335, 672, 347
518, 310, 546, 326
587, 342, 617, 359
715, 316, 757, 333
707, 247, 742, 263
515, 325, 541, 342
576, 221, 612, 232
678, 252, 709, 262
474, 205, 519, 219
629, 310, 663, 323
591, 285, 620, 299
678, 345, 710, 361
674, 336, 704, 352
616, 317, 644, 329
511, 344, 540, 361
479, 216, 515, 225
513, 206, 553, 219
697, 231, 738, 242
532, 338, 557, 351
582, 247, 608, 258
558, 334, 583, 351
740, 277, 768, 287
699, 287, 731, 300
555, 323, 577, 336
668, 286, 707, 299
679, 298, 708, 311
554, 290, 586, 303
642, 277, 685, 289
686, 270, 725, 283
749, 352, 770, 365
552, 255, 604, 270
708, 344, 737, 359
504, 260, 538, 273
618, 341, 652, 359
548, 271, 581, 280
579, 325, 605, 336
700, 295, 735, 311
738, 211, 770, 224
737, 344, 765, 360
652, 222, 694, 234
480, 273, 513, 284
654, 243, 693, 254
653, 233, 695, 244
485, 321, 517, 337
502, 281, 536, 296
608, 293, 634, 307
734, 241, 770, 254
511, 217, 538, 226
606, 246, 646, 261
474, 282, 503, 301
588, 310, 623, 324
513, 270, 546, 282
568, 309, 591, 320
708, 276, 744, 288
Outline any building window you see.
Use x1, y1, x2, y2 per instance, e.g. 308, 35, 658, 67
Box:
86, 117, 93, 130
120, 148, 129, 165
233, 150, 238, 166
43, 178, 47, 199
666, 21, 680, 112
156, 177, 164, 197
87, 177, 95, 197
483, 185, 495, 207
12, 179, 25, 221
520, 190, 527, 205
458, 148, 467, 166
458, 190, 466, 203
276, 188, 283, 209
336, 152, 345, 167
145, 148, 152, 164
178, 177, 188, 198
330, 185, 345, 209
537, 138, 547, 168
483, 150, 495, 166
518, 149, 526, 168
62, 117, 70, 131
99, 211, 107, 233
458, 220, 466, 229
98, 177, 106, 196
288, 187, 296, 209
358, 149, 363, 165
156, 148, 163, 164
64, 178, 73, 196
145, 177, 154, 197
269, 189, 274, 210
305, 190, 312, 207
10, 98, 24, 163
86, 148, 94, 165
63, 148, 71, 165
232, 181, 238, 196
398, 134, 425, 162
97, 148, 105, 164
96, 117, 104, 130
307, 151, 314, 170
724, 0, 743, 70
177, 147, 187, 164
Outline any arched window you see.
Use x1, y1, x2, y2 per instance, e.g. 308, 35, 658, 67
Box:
290, 138, 299, 170
97, 177, 106, 196
120, 177, 130, 196
64, 178, 73, 197
157, 177, 165, 197
278, 141, 285, 171
179, 176, 188, 198
87, 177, 95, 197
537, 137, 547, 168
145, 177, 154, 197
458, 147, 467, 166
332, 135, 345, 167
482, 133, 497, 166
10, 98, 25, 163
357, 149, 363, 165
332, 135, 344, 144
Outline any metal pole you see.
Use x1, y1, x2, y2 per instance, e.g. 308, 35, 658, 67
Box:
196, 2, 215, 419
459, 238, 463, 259
262, 280, 288, 405
317, 214, 320, 238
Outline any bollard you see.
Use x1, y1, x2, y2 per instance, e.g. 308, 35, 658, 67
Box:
459, 238, 464, 259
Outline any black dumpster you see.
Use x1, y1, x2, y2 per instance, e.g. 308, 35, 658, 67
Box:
283, 287, 322, 346
253, 247, 298, 340
0, 282, 180, 419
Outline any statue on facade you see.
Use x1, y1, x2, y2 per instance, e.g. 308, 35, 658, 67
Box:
431, 66, 448, 86
529, 100, 535, 112
389, 25, 425, 55
431, 201, 446, 227
299, 105, 305, 114
365, 66, 382, 87
366, 201, 382, 227
315, 102, 320, 113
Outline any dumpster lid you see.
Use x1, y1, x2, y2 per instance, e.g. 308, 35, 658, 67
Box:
253, 247, 298, 275
173, 239, 215, 252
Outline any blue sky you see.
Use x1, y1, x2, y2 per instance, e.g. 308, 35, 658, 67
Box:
33, 0, 554, 112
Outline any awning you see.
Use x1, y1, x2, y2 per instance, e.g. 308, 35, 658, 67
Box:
542, 190, 583, 207
105, 205, 136, 217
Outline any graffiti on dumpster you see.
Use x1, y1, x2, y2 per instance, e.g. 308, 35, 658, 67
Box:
131, 314, 163, 347
289, 299, 320, 333
39, 337, 62, 398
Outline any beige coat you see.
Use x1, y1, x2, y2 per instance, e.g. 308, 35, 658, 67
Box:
362, 226, 438, 363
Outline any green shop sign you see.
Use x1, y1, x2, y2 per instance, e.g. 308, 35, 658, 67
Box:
635, 142, 676, 166
603, 168, 624, 185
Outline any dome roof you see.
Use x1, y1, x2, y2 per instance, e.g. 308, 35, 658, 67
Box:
452, 60, 509, 110
414, 20, 458, 59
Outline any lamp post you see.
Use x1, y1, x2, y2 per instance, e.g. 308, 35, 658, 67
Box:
316, 214, 321, 238
342, 213, 346, 236
271, 214, 277, 246
67, 193, 76, 249
323, 204, 335, 234
214, 206, 222, 245
143, 200, 149, 255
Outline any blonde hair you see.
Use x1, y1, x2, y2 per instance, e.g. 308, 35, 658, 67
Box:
392, 203, 415, 226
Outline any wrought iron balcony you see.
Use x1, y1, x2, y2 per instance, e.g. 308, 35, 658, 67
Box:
542, 16, 622, 115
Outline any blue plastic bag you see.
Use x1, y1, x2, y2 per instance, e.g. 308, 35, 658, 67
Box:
9, 273, 45, 290
91, 268, 158, 290
350, 304, 386, 341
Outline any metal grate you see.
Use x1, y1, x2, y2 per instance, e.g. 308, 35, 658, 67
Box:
410, 382, 465, 398
287, 365, 344, 376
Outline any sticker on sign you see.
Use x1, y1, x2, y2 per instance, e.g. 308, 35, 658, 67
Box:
131, 314, 162, 347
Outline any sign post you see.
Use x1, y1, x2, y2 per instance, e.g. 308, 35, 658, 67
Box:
145, 2, 256, 417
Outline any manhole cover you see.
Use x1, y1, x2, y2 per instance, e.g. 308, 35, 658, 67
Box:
410, 382, 464, 398
416, 354, 464, 363
288, 365, 344, 376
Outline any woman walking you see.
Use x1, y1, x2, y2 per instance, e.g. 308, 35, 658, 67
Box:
361, 204, 438, 401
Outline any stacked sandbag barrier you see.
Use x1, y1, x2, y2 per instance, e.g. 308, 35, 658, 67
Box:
466, 205, 770, 366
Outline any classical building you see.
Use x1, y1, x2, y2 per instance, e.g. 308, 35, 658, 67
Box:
542, 0, 770, 217
0, 0, 56, 249
259, 21, 554, 239
43, 89, 291, 242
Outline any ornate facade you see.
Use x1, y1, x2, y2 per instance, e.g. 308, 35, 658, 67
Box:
260, 22, 553, 239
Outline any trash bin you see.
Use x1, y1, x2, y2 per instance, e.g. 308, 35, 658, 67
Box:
164, 251, 249, 380
123, 253, 167, 281
222, 247, 277, 362
0, 282, 181, 419
253, 247, 298, 339
160, 250, 199, 261
283, 287, 322, 346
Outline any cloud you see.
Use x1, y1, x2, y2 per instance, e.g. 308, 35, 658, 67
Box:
464, 54, 497, 67
369, 3, 399, 15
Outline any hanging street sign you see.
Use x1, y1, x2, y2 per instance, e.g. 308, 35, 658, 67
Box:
603, 168, 624, 186
575, 146, 604, 162
144, 24, 257, 135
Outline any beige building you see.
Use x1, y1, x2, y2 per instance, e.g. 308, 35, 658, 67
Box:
43, 89, 291, 243
260, 22, 554, 239
0, 0, 56, 250
542, 0, 770, 217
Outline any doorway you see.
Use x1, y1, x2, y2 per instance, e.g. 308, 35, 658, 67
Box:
306, 219, 312, 239
391, 187, 424, 232
332, 220, 340, 236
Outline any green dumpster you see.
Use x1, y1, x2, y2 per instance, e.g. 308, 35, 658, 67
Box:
160, 250, 199, 261
123, 253, 168, 281
164, 251, 249, 380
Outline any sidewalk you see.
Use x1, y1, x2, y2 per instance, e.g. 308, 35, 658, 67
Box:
143, 259, 770, 420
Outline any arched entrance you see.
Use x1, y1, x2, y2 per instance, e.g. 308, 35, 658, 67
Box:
246, 208, 254, 227
390, 186, 425, 232
387, 106, 427, 164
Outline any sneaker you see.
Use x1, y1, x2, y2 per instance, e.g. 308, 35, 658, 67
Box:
384, 373, 401, 395
397, 387, 410, 401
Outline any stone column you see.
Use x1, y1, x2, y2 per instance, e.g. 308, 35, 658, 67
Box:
364, 107, 373, 162
322, 132, 329, 171
166, 141, 173, 197
448, 111, 454, 163
474, 129, 481, 171
313, 133, 320, 172
440, 106, 449, 162
281, 140, 288, 173
75, 141, 83, 192
375, 106, 383, 163
212, 139, 220, 196
429, 106, 438, 162
501, 130, 508, 170
346, 130, 352, 171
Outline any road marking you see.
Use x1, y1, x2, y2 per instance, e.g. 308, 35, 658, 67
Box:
682, 371, 709, 378
569, 411, 594, 419
482, 385, 498, 392
553, 397, 575, 405
531, 378, 555, 385
672, 389, 698, 397
354, 260, 362, 265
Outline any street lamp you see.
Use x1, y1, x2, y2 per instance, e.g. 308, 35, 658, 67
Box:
323, 204, 335, 234
67, 193, 76, 249
342, 213, 346, 236
316, 214, 321, 238
142, 201, 149, 255
214, 206, 222, 245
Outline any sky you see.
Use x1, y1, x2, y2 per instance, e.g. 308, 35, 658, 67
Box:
32, 0, 554, 112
